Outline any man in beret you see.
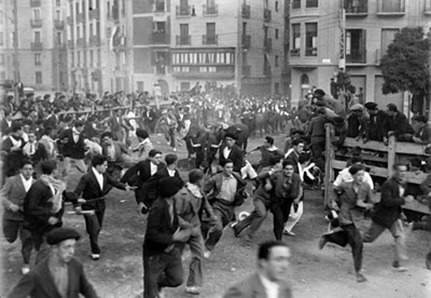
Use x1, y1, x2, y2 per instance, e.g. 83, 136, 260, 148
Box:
143, 177, 190, 298
346, 103, 369, 140
7, 228, 99, 298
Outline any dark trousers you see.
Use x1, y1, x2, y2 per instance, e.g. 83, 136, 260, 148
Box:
178, 227, 204, 287
270, 197, 294, 240
235, 199, 268, 237
310, 137, 325, 171
323, 224, 363, 272
31, 231, 49, 264
204, 200, 234, 251
143, 246, 183, 298
83, 202, 106, 254
3, 218, 33, 264
169, 127, 176, 148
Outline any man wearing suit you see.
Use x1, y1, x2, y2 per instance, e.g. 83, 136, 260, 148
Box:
143, 177, 190, 298
101, 131, 130, 180
223, 240, 292, 298
74, 155, 133, 260
107, 109, 128, 143
362, 163, 415, 271
2, 160, 35, 274
120, 149, 164, 213
2, 123, 25, 178
385, 103, 415, 142
1, 110, 13, 134
219, 133, 244, 173
284, 138, 305, 174
7, 228, 99, 298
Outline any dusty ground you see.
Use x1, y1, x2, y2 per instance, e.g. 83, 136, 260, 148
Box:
1, 134, 431, 298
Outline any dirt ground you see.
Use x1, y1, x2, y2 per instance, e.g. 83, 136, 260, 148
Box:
1, 134, 431, 298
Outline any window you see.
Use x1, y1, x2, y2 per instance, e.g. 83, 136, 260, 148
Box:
34, 53, 41, 65
96, 21, 100, 37
77, 24, 80, 38
0, 54, 4, 65
69, 4, 73, 17
275, 55, 279, 67
0, 10, 3, 24
179, 23, 189, 44
275, 1, 279, 11
82, 0, 85, 14
77, 51, 81, 67
155, 0, 165, 12
90, 50, 94, 66
346, 29, 366, 63
292, 0, 301, 9
89, 23, 94, 36
70, 52, 74, 67
55, 10, 61, 21
0, 31, 3, 46
206, 22, 216, 44
381, 28, 399, 56
35, 71, 42, 84
305, 23, 317, 56
57, 32, 62, 44
56, 0, 61, 6
153, 22, 166, 33
275, 29, 279, 39
33, 9, 41, 20
264, 0, 269, 9
306, 0, 318, 8
381, 0, 403, 13
33, 31, 41, 42
0, 71, 5, 81
292, 24, 300, 49
76, 1, 80, 14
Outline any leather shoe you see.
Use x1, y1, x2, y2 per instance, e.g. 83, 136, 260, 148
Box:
318, 236, 328, 250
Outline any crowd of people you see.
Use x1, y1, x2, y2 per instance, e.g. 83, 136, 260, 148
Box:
2, 82, 431, 297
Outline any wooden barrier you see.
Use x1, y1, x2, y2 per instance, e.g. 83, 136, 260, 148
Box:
324, 124, 430, 215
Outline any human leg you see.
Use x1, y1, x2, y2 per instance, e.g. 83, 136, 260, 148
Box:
204, 209, 227, 251
186, 230, 204, 288
362, 221, 385, 243
389, 219, 408, 263
19, 223, 33, 265
159, 246, 184, 288
270, 201, 285, 240
2, 218, 19, 243
83, 213, 101, 255
143, 252, 165, 298
245, 200, 268, 238
343, 225, 364, 275
284, 201, 304, 234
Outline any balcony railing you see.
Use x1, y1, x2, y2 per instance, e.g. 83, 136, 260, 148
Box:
176, 35, 191, 45
242, 65, 251, 77
264, 38, 272, 51
152, 32, 169, 44
89, 8, 99, 19
176, 5, 191, 17
30, 19, 43, 28
76, 13, 84, 23
346, 52, 366, 64
242, 4, 250, 18
113, 36, 127, 51
76, 38, 86, 47
203, 4, 218, 15
31, 42, 43, 51
290, 48, 300, 57
202, 35, 218, 45
305, 47, 317, 56
264, 9, 271, 22
156, 65, 166, 75
54, 19, 64, 29
30, 0, 41, 7
89, 36, 100, 46
345, 0, 368, 15
242, 35, 251, 49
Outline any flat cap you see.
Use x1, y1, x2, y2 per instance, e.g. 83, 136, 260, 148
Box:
46, 228, 81, 245
350, 103, 364, 111
364, 102, 378, 110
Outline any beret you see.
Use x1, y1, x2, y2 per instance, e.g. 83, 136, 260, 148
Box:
364, 102, 378, 110
46, 228, 81, 245
158, 177, 183, 198
350, 103, 364, 111
225, 132, 238, 140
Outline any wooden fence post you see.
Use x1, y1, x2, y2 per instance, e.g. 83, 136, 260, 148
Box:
387, 135, 396, 177
324, 124, 334, 207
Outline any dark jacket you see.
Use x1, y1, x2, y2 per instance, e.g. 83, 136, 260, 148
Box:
58, 128, 86, 159
372, 177, 408, 228
386, 112, 415, 139
144, 197, 179, 256
367, 110, 387, 141
7, 257, 99, 298
102, 141, 128, 165
1, 136, 25, 177
270, 171, 301, 201
120, 159, 164, 188
219, 143, 244, 173
223, 272, 292, 298
142, 167, 184, 206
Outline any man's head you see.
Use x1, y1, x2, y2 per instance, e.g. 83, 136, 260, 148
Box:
220, 159, 234, 176
40, 160, 57, 176
292, 138, 305, 155
157, 177, 183, 199
20, 160, 34, 180
136, 128, 149, 140
349, 164, 365, 184
92, 154, 108, 174
44, 126, 55, 138
364, 102, 378, 115
282, 160, 295, 177
74, 120, 85, 133
11, 123, 23, 137
257, 240, 291, 283
101, 131, 113, 145
47, 228, 80, 264
350, 156, 363, 165
412, 115, 428, 129
386, 103, 398, 117
28, 131, 36, 143
165, 154, 178, 167
148, 149, 162, 165
393, 163, 408, 183
225, 133, 237, 149
264, 136, 274, 148
189, 169, 205, 187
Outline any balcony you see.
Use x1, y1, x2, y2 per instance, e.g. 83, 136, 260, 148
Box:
305, 47, 317, 56
345, 0, 368, 16
176, 5, 191, 17
290, 48, 300, 57
264, 38, 272, 51
151, 32, 169, 44
89, 36, 100, 46
202, 35, 218, 45
76, 38, 86, 47
89, 8, 99, 19
156, 65, 166, 75
242, 35, 251, 49
242, 4, 250, 18
176, 35, 191, 45
30, 0, 41, 7
346, 52, 366, 64
76, 13, 84, 23
67, 40, 74, 49
154, 1, 165, 12
30, 19, 42, 28
172, 66, 235, 79
264, 9, 271, 22
264, 66, 271, 77
54, 19, 64, 29
112, 5, 120, 21
242, 65, 251, 77
31, 42, 43, 51
203, 4, 218, 16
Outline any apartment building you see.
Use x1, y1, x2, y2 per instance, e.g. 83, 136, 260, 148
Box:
132, 0, 285, 96
66, 0, 131, 95
2, 0, 68, 92
289, 0, 431, 110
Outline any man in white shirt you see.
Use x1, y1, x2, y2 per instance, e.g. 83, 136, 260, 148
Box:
22, 131, 38, 160
333, 156, 374, 190
1, 160, 35, 274
223, 240, 293, 298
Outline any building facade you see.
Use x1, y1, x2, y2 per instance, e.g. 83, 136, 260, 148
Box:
2, 0, 68, 92
132, 0, 285, 97
289, 0, 431, 110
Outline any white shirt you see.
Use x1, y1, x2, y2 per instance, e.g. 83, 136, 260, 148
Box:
20, 174, 33, 193
72, 127, 81, 143
92, 167, 104, 191
223, 146, 232, 159
333, 166, 374, 190
259, 273, 279, 298
167, 168, 176, 177
150, 162, 158, 176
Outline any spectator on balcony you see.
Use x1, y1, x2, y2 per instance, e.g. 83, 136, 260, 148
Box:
412, 115, 431, 146
385, 103, 415, 143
